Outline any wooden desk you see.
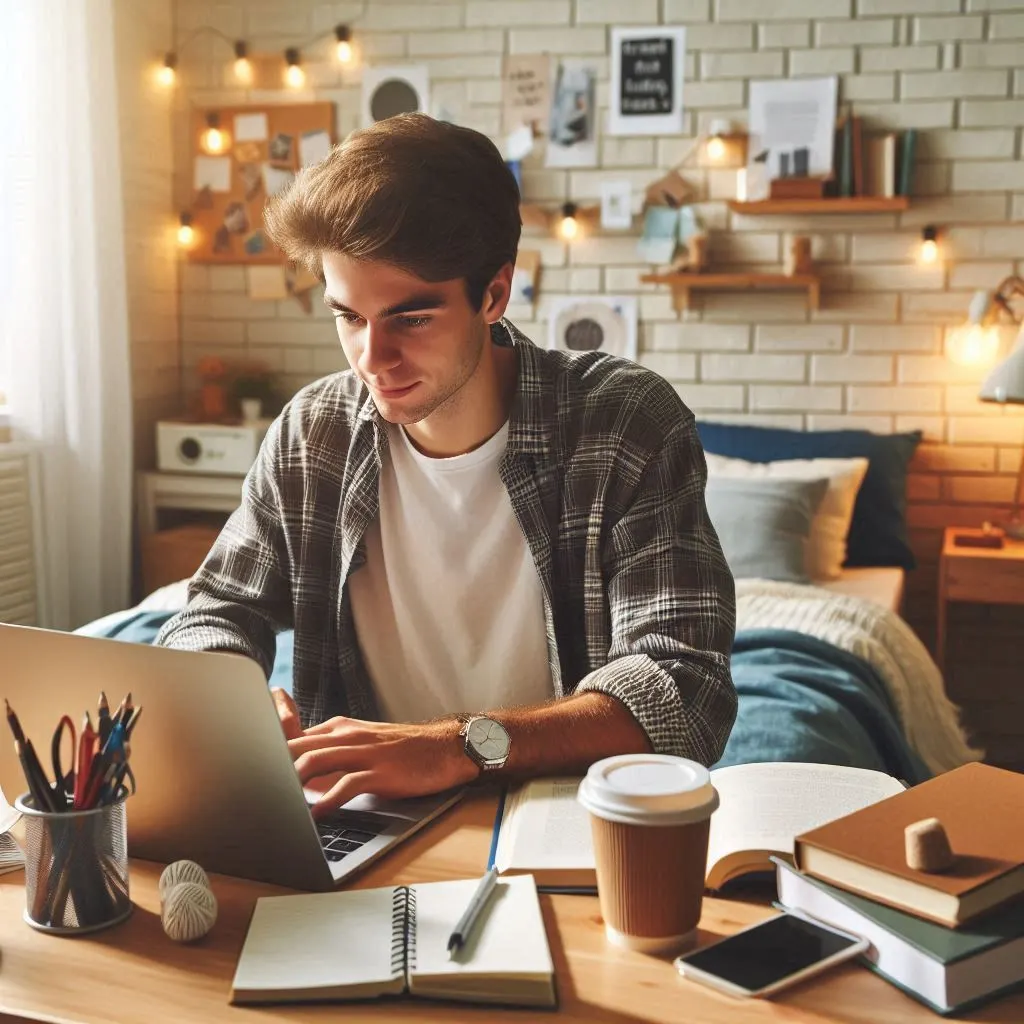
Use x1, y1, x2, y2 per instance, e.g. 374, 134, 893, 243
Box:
1, 794, 1021, 1023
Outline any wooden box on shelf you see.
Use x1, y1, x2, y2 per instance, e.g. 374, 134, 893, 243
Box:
140, 525, 220, 595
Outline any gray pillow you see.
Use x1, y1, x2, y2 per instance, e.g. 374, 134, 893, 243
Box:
705, 476, 830, 583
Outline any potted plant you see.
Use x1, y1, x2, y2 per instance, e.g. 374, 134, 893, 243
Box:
227, 362, 278, 423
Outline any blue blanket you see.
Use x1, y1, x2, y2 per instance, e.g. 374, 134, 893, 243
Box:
76, 614, 928, 784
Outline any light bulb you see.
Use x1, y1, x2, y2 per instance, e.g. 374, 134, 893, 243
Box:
177, 222, 195, 248
233, 57, 253, 84
335, 25, 353, 63
156, 61, 176, 87
706, 136, 726, 162
201, 126, 226, 154
946, 323, 1000, 367
285, 62, 304, 88
559, 214, 579, 241
919, 238, 938, 264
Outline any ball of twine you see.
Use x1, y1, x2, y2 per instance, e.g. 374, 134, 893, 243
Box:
159, 859, 210, 902
161, 881, 218, 943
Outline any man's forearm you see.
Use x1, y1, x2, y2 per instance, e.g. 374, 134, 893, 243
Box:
473, 692, 652, 780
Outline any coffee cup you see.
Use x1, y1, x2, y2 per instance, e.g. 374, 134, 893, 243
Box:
577, 754, 719, 954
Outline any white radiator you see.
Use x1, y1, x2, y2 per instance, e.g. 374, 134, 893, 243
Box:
0, 444, 47, 626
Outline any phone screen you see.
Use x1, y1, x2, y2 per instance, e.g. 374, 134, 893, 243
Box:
677, 914, 861, 993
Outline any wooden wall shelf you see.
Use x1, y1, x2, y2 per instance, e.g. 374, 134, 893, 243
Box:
640, 271, 820, 311
727, 197, 909, 215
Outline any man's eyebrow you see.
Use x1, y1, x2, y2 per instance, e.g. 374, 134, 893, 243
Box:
323, 292, 447, 319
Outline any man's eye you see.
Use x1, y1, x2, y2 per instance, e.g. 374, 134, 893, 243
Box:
398, 316, 430, 328
335, 312, 363, 325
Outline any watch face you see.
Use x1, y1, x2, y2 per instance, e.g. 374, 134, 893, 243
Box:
468, 718, 510, 762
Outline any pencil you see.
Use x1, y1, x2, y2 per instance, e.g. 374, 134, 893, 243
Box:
5, 699, 26, 745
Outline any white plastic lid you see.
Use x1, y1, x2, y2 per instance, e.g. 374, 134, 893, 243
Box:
577, 754, 719, 826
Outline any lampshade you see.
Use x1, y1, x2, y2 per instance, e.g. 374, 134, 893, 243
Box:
979, 325, 1024, 405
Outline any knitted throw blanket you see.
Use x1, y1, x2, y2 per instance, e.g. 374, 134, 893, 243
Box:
736, 579, 981, 776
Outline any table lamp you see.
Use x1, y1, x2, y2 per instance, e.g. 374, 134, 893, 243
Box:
974, 275, 1024, 540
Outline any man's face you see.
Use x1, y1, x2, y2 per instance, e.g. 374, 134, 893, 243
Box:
321, 253, 504, 425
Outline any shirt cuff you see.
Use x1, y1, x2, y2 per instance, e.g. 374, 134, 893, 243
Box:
575, 654, 723, 766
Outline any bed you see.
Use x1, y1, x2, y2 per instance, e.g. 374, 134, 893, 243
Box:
819, 567, 904, 613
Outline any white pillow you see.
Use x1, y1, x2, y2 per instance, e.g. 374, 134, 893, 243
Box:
704, 454, 869, 580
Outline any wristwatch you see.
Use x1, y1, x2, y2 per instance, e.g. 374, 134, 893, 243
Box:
458, 716, 511, 772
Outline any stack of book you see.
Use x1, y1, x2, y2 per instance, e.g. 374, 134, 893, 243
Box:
779, 762, 1024, 1016
832, 116, 916, 199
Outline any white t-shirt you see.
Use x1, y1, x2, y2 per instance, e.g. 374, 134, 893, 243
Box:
348, 421, 554, 723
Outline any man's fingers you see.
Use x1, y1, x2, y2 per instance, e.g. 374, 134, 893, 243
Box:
312, 771, 377, 820
294, 746, 370, 784
271, 688, 302, 740
301, 716, 358, 736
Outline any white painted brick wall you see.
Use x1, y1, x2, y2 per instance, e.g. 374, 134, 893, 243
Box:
154, 0, 1024, 526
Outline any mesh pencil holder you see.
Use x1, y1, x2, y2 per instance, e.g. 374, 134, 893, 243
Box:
14, 793, 132, 935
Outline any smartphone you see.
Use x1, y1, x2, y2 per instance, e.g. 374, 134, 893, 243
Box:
673, 909, 869, 999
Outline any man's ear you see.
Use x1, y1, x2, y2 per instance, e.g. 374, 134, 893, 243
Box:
481, 263, 514, 324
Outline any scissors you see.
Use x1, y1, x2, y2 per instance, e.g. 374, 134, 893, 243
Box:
50, 715, 77, 807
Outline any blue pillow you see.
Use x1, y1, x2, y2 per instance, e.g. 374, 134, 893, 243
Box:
696, 423, 922, 570
705, 476, 829, 583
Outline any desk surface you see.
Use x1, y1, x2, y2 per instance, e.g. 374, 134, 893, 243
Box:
1, 793, 1021, 1024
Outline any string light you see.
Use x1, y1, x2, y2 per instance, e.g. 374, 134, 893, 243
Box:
558, 202, 579, 242
233, 40, 253, 84
157, 52, 177, 87
284, 48, 305, 88
704, 119, 730, 164
335, 25, 353, 63
919, 224, 940, 266
200, 112, 228, 154
177, 212, 195, 248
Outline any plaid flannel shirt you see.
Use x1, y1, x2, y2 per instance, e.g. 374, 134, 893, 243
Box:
156, 321, 737, 764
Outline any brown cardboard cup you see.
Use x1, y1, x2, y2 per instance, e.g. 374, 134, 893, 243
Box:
578, 755, 718, 954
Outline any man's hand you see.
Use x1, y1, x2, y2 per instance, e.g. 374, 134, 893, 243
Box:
271, 687, 303, 741
286, 717, 479, 819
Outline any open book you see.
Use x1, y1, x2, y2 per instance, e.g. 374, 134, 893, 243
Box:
230, 874, 555, 1008
491, 763, 905, 892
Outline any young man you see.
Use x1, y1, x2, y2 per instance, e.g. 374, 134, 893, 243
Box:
157, 114, 736, 817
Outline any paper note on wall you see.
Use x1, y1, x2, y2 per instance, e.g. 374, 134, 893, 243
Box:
636, 206, 679, 264
262, 164, 295, 197
248, 265, 288, 300
299, 129, 332, 168
193, 156, 231, 193
234, 112, 269, 142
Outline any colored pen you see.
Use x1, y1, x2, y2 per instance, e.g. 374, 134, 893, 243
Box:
20, 738, 58, 813
447, 868, 499, 958
97, 691, 111, 746
73, 714, 98, 809
5, 699, 26, 745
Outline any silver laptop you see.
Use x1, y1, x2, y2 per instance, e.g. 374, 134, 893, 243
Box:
0, 623, 462, 891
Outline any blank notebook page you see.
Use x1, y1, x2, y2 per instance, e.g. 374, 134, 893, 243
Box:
232, 888, 399, 998
412, 875, 553, 984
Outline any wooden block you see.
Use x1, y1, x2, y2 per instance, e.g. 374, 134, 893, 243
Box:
770, 176, 827, 200
905, 817, 956, 873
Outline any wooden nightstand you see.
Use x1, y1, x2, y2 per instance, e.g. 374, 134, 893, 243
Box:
937, 526, 1024, 672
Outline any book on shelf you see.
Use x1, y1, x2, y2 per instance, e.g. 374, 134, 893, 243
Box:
230, 874, 556, 1008
864, 133, 897, 198
775, 858, 1024, 1016
794, 762, 1024, 928
897, 128, 918, 197
490, 763, 904, 893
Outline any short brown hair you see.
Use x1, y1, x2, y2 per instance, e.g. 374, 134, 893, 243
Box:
264, 113, 521, 310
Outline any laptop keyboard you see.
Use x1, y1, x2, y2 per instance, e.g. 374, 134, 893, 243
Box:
315, 811, 388, 863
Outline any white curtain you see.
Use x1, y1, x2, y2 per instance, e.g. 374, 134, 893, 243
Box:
0, 0, 133, 628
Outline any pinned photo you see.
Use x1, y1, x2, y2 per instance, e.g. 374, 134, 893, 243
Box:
238, 162, 262, 200
224, 201, 250, 235
269, 133, 294, 167
545, 60, 597, 168
510, 250, 540, 307
548, 295, 638, 362
213, 225, 232, 254
235, 141, 262, 164
244, 230, 266, 256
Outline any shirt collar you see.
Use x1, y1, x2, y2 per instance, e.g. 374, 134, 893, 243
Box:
354, 318, 556, 464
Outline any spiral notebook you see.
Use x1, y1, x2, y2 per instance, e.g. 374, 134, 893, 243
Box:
230, 874, 556, 1008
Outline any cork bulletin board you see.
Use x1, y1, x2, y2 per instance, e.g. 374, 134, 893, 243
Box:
187, 102, 334, 264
